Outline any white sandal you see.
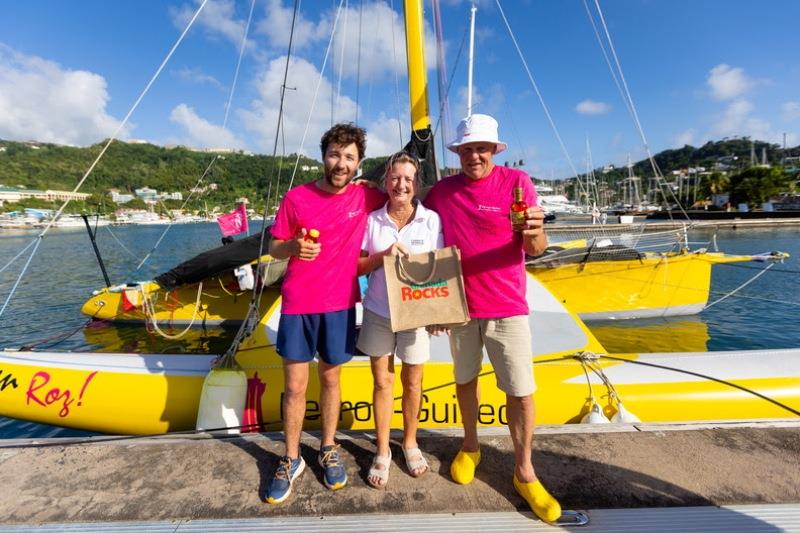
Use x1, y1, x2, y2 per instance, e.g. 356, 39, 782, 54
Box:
402, 447, 429, 477
367, 451, 392, 489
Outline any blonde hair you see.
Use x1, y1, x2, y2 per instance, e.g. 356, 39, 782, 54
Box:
384, 151, 420, 180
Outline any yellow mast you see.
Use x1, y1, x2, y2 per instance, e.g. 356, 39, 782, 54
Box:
404, 0, 431, 131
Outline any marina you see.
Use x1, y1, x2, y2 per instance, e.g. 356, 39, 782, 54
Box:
1, 0, 799, 528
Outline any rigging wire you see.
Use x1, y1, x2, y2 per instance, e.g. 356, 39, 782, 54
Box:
494, 0, 587, 196
389, 0, 404, 147
286, 0, 347, 193
334, 0, 349, 124
137, 0, 257, 271
4, 351, 798, 449
0, 0, 210, 321
355, 0, 363, 125
587, 0, 690, 221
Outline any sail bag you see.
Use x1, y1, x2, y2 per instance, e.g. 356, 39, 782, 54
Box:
383, 246, 469, 332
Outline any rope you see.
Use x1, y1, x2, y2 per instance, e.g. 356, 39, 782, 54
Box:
4, 351, 798, 447
0, 235, 42, 319
0, 238, 37, 275
20, 317, 97, 351
141, 282, 204, 340
103, 225, 140, 260
494, 0, 585, 194
136, 0, 257, 271
703, 263, 776, 310
0, 0, 209, 317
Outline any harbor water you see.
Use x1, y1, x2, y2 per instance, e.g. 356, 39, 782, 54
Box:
1, 222, 798, 438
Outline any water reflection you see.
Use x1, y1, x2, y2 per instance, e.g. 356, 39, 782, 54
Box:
588, 315, 710, 353
81, 320, 237, 354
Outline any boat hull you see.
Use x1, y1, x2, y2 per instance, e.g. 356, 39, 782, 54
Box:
0, 347, 798, 435
4, 275, 799, 434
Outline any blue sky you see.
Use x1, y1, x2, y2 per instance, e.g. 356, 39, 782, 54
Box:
1, 0, 798, 178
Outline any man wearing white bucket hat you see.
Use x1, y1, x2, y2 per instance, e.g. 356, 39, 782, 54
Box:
424, 113, 561, 523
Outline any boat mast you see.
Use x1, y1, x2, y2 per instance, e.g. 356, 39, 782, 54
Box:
466, 3, 477, 117
403, 0, 439, 185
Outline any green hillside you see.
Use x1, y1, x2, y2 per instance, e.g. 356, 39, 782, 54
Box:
0, 139, 323, 214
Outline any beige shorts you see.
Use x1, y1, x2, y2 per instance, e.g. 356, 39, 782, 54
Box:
357, 308, 430, 365
449, 316, 535, 396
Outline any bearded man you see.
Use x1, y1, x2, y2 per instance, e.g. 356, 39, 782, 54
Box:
266, 123, 384, 504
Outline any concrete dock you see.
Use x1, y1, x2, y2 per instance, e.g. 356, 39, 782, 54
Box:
0, 420, 798, 529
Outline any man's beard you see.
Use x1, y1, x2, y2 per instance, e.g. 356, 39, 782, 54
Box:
324, 168, 354, 189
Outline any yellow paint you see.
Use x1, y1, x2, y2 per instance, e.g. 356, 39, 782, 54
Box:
403, 0, 430, 131
529, 251, 754, 316
2, 348, 798, 435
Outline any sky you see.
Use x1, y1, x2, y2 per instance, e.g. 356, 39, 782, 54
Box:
1, 0, 799, 179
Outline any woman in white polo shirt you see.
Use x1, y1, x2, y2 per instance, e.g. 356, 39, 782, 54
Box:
357, 151, 443, 489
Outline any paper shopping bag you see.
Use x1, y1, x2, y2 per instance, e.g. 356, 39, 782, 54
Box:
383, 246, 470, 332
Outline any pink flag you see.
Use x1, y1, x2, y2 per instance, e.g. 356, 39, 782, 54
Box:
217, 203, 249, 236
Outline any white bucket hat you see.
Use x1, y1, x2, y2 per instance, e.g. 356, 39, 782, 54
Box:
447, 113, 508, 154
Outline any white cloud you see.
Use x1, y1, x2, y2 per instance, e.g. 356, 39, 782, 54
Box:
706, 64, 753, 101
239, 55, 409, 159
171, 0, 247, 48
169, 103, 245, 149
258, 1, 436, 81
257, 0, 327, 51
673, 128, 696, 147
239, 55, 356, 156
782, 101, 800, 121
173, 66, 224, 90
0, 44, 124, 145
576, 99, 611, 115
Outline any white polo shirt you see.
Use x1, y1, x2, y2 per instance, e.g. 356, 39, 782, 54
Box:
362, 201, 444, 318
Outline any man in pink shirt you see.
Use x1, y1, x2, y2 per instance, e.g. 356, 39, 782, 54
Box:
425, 114, 561, 523
266, 123, 384, 504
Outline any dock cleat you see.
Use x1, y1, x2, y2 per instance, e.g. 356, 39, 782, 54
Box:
318, 444, 348, 490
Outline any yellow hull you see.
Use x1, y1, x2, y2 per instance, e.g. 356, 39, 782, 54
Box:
530, 251, 752, 320
4, 275, 799, 435
1, 347, 798, 435
81, 252, 758, 325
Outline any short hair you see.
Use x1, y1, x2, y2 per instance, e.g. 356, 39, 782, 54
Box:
384, 151, 420, 180
320, 123, 367, 161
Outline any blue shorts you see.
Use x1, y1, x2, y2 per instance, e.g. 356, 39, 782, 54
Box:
275, 308, 356, 365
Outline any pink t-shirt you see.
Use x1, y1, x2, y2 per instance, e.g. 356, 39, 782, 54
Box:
424, 165, 538, 318
271, 182, 385, 314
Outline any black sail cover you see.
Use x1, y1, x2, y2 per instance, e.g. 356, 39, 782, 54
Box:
154, 229, 272, 291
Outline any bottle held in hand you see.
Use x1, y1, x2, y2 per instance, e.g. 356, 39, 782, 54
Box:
510, 187, 528, 231
304, 228, 320, 243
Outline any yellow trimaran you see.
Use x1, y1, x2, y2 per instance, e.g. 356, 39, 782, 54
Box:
1, 1, 798, 435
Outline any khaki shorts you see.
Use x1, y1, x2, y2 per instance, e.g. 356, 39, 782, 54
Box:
449, 316, 535, 396
357, 308, 430, 365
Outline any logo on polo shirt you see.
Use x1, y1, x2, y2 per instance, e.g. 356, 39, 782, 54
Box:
477, 204, 501, 213
410, 239, 425, 246
348, 210, 362, 218
401, 279, 449, 301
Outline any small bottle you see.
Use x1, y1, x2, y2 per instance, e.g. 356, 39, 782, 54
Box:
304, 228, 320, 243
510, 187, 528, 231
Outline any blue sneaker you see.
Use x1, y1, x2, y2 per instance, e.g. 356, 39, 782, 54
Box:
318, 444, 348, 490
266, 455, 306, 504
